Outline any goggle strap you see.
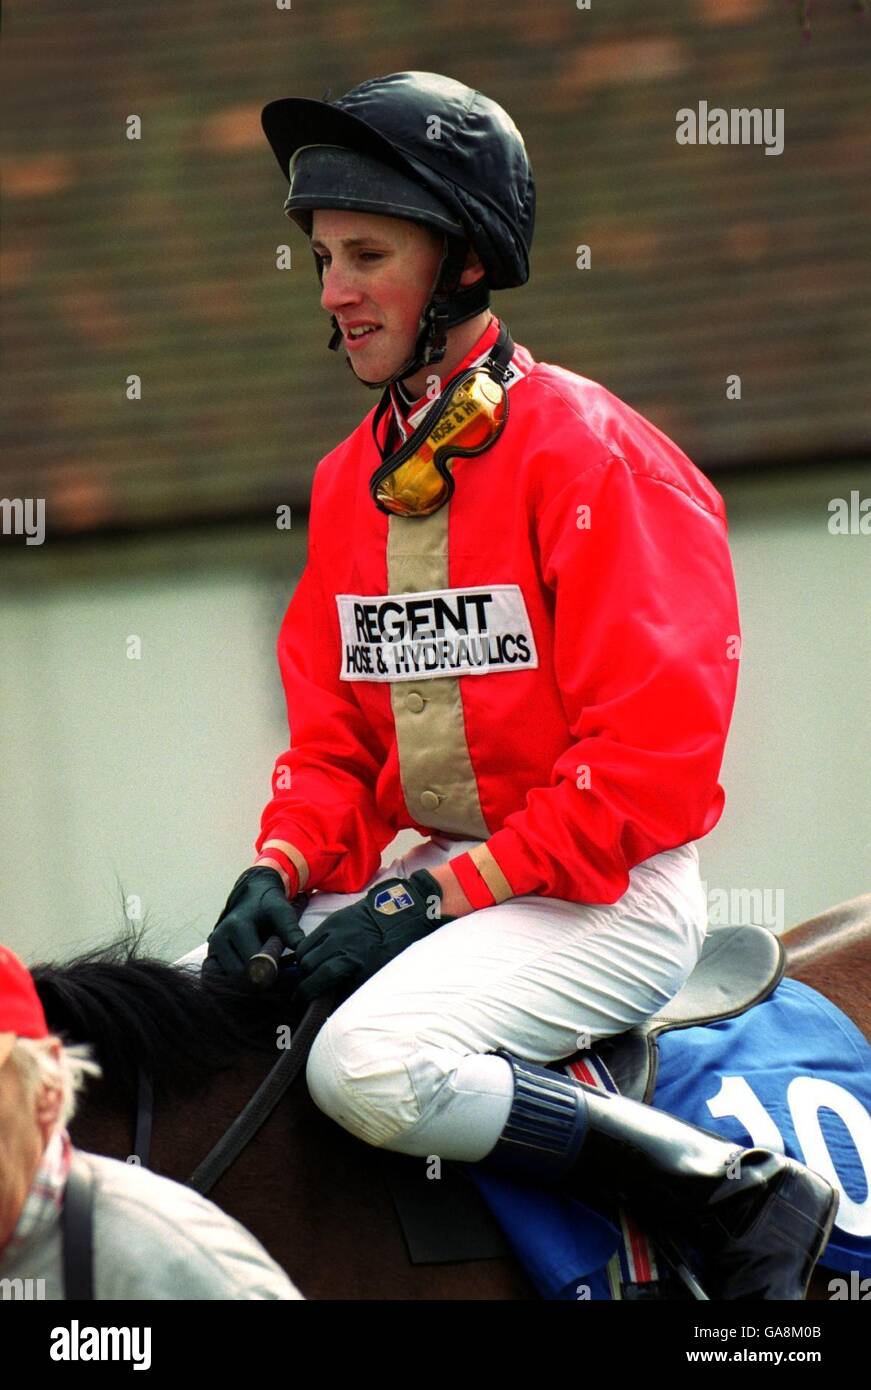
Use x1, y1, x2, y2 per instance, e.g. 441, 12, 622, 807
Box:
370, 374, 460, 485
369, 320, 514, 499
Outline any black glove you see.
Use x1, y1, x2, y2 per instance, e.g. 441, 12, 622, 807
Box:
206, 867, 305, 977
293, 869, 455, 1006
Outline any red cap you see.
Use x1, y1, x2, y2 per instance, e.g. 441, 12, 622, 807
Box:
0, 945, 49, 1068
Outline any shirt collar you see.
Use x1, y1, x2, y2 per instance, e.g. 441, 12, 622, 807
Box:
1, 1127, 72, 1262
389, 315, 503, 439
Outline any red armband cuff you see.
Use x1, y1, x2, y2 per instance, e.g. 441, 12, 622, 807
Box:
255, 850, 299, 897
448, 853, 497, 910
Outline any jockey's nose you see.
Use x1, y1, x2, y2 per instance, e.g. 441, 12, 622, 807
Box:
320, 260, 364, 316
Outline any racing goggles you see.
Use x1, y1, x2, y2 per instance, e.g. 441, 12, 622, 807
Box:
369, 322, 515, 518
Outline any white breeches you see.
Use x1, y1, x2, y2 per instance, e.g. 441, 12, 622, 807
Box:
300, 836, 708, 1161
176, 837, 708, 1162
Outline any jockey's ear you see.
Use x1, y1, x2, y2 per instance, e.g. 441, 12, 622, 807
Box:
460, 246, 486, 287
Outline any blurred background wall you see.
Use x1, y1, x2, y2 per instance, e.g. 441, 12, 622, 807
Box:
2, 0, 869, 963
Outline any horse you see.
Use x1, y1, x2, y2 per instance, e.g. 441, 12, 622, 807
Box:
31, 891, 871, 1301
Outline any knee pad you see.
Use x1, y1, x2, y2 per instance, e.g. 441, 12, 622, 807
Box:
304, 1018, 424, 1148
305, 1025, 347, 1121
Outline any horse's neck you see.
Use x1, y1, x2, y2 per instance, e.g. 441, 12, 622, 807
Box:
782, 892, 871, 1043
783, 891, 871, 967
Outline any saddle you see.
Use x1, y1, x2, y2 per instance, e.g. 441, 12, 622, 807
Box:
585, 922, 785, 1104
384, 923, 785, 1264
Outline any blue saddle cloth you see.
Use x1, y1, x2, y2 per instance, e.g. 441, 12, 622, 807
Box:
463, 978, 871, 1299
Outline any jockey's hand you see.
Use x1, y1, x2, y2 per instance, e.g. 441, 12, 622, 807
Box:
293, 869, 455, 1006
206, 867, 304, 977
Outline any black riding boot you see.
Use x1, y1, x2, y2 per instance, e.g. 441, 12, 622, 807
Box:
479, 1051, 839, 1301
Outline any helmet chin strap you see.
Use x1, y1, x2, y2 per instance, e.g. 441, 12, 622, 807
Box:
321, 235, 491, 391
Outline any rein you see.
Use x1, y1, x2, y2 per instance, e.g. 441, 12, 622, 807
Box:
131, 964, 335, 1196
189, 992, 334, 1195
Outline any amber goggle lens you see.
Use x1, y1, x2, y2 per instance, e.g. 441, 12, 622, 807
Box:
375, 374, 506, 517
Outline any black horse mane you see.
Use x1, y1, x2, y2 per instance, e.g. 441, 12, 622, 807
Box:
31, 926, 300, 1107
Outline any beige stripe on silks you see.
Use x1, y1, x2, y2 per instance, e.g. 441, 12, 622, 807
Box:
260, 839, 310, 890
387, 507, 490, 839
467, 841, 514, 904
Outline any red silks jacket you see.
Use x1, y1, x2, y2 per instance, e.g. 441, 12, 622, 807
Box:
256, 316, 741, 907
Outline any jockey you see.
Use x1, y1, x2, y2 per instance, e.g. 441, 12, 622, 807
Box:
205, 72, 838, 1299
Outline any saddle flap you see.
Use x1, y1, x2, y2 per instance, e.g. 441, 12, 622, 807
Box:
568, 924, 786, 1104
380, 1151, 511, 1264
651, 924, 785, 1033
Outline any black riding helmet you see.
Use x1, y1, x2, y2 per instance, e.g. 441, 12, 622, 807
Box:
261, 71, 535, 388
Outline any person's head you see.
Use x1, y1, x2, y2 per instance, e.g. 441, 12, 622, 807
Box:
311, 208, 490, 395
0, 946, 99, 1253
262, 72, 535, 390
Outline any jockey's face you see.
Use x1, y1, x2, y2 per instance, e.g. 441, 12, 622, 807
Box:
312, 209, 446, 387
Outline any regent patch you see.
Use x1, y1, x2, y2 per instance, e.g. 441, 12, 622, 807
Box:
336, 585, 538, 682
